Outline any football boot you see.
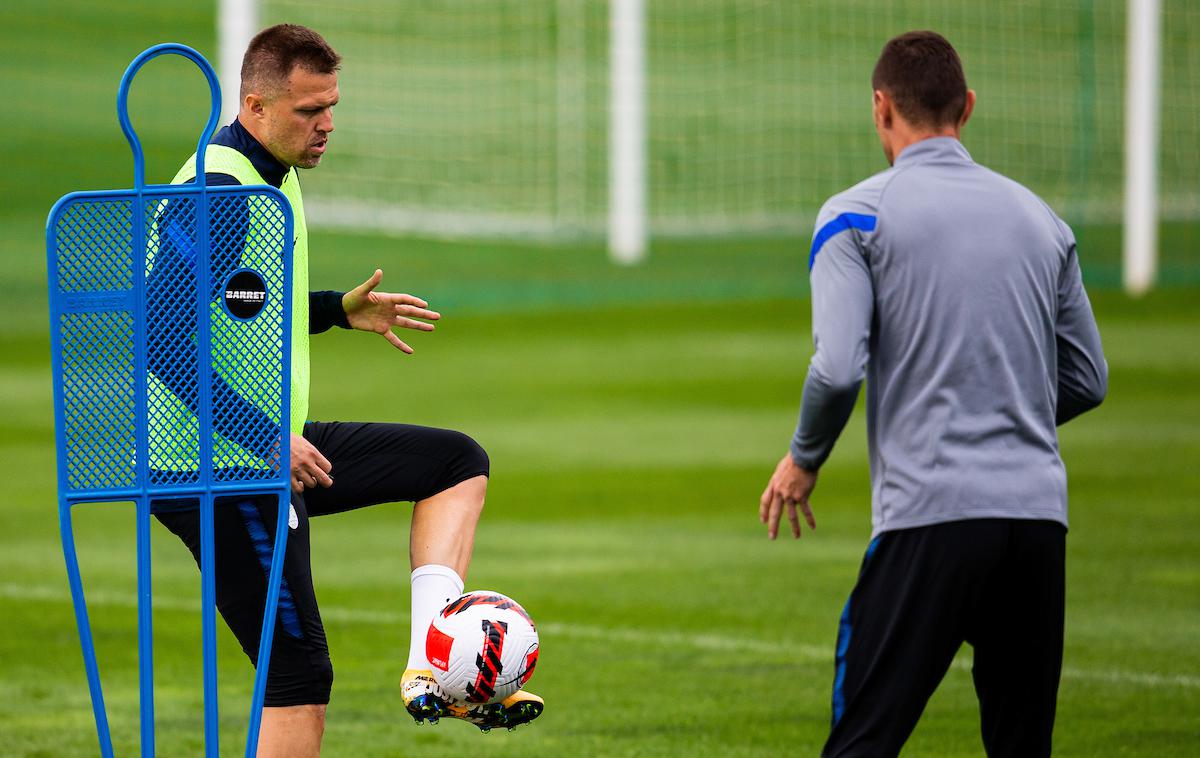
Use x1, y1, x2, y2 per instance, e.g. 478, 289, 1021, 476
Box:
402, 669, 544, 732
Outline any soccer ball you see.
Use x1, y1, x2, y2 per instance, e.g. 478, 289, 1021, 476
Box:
426, 591, 539, 704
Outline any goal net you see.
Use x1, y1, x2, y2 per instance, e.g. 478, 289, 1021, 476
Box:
253, 1, 1197, 280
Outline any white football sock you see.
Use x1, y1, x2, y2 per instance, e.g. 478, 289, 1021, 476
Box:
407, 564, 464, 671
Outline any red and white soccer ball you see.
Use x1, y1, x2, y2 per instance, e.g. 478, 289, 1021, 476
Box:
426, 591, 539, 705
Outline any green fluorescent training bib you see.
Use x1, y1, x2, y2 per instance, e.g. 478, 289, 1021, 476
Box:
149, 144, 309, 470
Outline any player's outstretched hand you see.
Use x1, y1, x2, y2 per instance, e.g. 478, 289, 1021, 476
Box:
759, 454, 818, 540
291, 433, 333, 493
342, 268, 441, 353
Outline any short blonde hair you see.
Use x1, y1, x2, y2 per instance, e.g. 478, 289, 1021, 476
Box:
240, 24, 341, 101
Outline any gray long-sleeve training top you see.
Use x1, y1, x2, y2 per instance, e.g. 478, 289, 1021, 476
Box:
791, 137, 1107, 538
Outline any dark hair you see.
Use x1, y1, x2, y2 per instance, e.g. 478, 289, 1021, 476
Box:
871, 31, 967, 128
241, 24, 341, 100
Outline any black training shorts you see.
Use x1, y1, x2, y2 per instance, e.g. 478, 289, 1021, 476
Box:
823, 518, 1066, 758
153, 421, 489, 707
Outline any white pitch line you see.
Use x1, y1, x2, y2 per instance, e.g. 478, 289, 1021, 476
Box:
4, 583, 1196, 690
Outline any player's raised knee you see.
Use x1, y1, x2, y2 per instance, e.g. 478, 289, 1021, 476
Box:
444, 429, 490, 482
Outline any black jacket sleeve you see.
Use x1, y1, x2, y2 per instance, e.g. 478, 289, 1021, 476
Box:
309, 291, 350, 334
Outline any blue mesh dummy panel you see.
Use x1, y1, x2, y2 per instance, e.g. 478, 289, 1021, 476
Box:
48, 43, 295, 758
50, 189, 293, 496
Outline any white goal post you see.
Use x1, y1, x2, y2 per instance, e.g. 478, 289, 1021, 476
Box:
608, 0, 647, 265
1122, 0, 1162, 296
218, 0, 258, 128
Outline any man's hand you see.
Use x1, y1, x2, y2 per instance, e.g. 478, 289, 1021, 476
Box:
342, 269, 441, 353
291, 433, 333, 494
759, 454, 818, 540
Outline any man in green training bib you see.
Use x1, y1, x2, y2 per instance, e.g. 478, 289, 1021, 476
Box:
149, 24, 543, 757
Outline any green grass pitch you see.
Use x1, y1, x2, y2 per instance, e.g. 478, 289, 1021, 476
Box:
3, 1, 1199, 755
3, 289, 1199, 756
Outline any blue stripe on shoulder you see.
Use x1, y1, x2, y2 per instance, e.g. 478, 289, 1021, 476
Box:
808, 213, 877, 270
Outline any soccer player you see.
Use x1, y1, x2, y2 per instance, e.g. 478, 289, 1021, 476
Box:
758, 31, 1107, 757
148, 24, 542, 756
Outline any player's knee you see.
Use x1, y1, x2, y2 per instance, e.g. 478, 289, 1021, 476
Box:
263, 653, 334, 707
296, 655, 335, 705
447, 430, 490, 480
310, 655, 334, 702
